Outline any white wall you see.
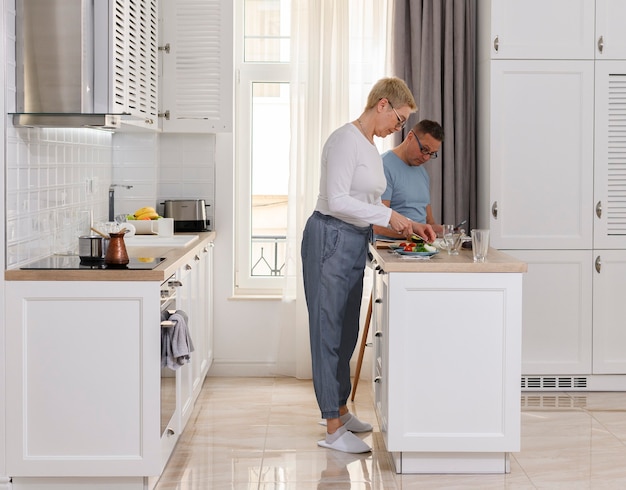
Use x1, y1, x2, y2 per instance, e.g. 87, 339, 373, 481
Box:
1, 1, 7, 485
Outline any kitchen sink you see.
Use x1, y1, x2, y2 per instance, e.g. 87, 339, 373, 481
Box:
124, 234, 199, 248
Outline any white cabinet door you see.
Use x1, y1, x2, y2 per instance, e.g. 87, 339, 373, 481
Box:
490, 0, 594, 59
505, 250, 593, 375
593, 61, 626, 249
5, 281, 161, 476
372, 266, 389, 438
592, 250, 626, 373
159, 0, 233, 132
100, 0, 159, 130
385, 272, 522, 453
176, 262, 195, 427
203, 242, 215, 371
489, 60, 594, 249
596, 0, 626, 59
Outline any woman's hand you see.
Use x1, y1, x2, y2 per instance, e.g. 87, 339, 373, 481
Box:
388, 210, 413, 237
412, 222, 437, 243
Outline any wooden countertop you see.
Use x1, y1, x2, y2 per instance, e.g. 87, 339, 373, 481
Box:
371, 241, 527, 273
4, 231, 216, 282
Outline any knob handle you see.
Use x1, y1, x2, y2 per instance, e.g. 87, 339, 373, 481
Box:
598, 35, 604, 54
491, 201, 498, 219
493, 35, 499, 53
596, 201, 602, 219
374, 376, 382, 384
166, 427, 175, 436
595, 255, 601, 273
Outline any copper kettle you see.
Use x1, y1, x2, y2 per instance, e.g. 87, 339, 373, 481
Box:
104, 232, 129, 266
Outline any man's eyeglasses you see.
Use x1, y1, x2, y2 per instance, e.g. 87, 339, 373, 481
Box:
410, 130, 439, 159
387, 100, 407, 130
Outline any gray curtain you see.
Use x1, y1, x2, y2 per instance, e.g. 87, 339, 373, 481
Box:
390, 0, 476, 230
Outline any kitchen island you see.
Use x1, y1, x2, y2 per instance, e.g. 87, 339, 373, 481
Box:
3, 232, 215, 490
370, 243, 526, 474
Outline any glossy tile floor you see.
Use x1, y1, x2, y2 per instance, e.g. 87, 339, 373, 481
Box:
154, 378, 626, 489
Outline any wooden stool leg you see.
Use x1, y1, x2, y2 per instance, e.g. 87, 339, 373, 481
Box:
351, 293, 373, 401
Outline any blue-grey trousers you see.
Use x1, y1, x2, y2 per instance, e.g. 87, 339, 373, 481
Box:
301, 211, 371, 419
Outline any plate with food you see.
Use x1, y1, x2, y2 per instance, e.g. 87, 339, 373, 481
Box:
390, 241, 439, 256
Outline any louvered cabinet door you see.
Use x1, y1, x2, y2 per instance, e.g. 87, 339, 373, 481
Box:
594, 61, 626, 248
103, 0, 159, 130
159, 0, 233, 132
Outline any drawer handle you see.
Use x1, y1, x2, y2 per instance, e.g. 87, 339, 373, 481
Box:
168, 280, 182, 287
161, 320, 175, 327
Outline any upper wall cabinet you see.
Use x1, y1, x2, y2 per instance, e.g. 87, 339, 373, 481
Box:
490, 0, 595, 59
490, 0, 626, 60
159, 0, 233, 132
111, 0, 159, 130
596, 0, 626, 59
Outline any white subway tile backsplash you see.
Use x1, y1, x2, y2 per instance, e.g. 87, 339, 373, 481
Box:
6, 125, 217, 266
6, 126, 113, 266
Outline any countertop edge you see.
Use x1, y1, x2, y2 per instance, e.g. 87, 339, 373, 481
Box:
5, 231, 217, 282
371, 244, 528, 273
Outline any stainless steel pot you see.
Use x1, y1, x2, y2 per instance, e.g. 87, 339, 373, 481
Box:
78, 235, 108, 261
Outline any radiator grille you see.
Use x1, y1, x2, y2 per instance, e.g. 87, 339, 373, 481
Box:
521, 376, 588, 390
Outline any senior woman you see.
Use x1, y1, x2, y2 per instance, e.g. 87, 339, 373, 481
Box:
301, 77, 436, 454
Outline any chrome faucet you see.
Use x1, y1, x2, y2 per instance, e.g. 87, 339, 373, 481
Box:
109, 184, 134, 221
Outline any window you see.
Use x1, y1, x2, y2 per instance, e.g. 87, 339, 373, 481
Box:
235, 0, 291, 294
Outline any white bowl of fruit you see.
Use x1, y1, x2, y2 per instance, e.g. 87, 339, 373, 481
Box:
125, 207, 163, 235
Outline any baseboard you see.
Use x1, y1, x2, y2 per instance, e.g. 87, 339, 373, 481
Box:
207, 361, 286, 377
207, 360, 373, 380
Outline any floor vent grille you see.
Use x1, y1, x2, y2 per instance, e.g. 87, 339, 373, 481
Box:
521, 376, 588, 390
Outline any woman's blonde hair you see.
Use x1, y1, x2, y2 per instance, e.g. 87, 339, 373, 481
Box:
365, 77, 417, 112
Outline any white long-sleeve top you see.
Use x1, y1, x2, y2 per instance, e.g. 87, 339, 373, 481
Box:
314, 123, 393, 228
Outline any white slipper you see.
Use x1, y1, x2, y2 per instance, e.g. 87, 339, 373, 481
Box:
341, 413, 372, 433
318, 413, 373, 433
317, 427, 371, 454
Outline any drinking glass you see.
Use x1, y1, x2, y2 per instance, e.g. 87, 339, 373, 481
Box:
471, 229, 490, 262
447, 232, 463, 255
442, 224, 455, 254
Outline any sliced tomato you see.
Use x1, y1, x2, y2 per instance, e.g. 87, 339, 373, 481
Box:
403, 245, 415, 252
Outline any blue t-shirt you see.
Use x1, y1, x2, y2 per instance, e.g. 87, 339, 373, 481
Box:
381, 150, 430, 223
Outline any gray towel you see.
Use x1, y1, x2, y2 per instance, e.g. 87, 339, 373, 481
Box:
161, 309, 195, 370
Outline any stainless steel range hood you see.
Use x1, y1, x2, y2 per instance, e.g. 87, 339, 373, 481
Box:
12, 0, 129, 129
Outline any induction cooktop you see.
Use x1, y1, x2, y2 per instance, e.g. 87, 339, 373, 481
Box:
20, 255, 166, 270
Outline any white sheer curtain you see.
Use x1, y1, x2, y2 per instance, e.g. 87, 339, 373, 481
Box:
277, 0, 389, 379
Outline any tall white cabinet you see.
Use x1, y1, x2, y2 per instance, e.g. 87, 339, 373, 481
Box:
478, 0, 626, 387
